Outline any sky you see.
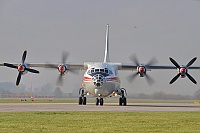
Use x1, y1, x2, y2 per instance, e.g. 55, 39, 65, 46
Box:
0, 0, 200, 96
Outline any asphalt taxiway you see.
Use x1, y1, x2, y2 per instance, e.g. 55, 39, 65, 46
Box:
0, 103, 200, 112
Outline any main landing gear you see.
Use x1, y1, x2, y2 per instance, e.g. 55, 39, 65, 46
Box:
79, 88, 87, 105
95, 97, 104, 106
118, 88, 127, 106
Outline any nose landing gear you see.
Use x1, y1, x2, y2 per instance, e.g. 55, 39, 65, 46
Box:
96, 97, 104, 106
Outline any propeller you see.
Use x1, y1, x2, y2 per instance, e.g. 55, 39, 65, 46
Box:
4, 50, 39, 86
169, 57, 197, 84
45, 51, 78, 86
128, 54, 157, 85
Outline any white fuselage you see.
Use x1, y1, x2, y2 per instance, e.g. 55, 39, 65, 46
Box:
82, 63, 120, 97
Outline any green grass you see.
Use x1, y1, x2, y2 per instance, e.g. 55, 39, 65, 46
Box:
0, 112, 200, 133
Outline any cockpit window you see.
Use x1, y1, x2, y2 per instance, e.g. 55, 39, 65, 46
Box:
105, 69, 108, 74
87, 67, 114, 76
105, 68, 109, 74
91, 68, 94, 73
100, 69, 104, 72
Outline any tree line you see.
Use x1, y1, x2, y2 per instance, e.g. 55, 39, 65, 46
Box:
1, 82, 200, 99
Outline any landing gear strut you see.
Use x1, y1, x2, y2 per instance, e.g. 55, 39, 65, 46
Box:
79, 88, 87, 105
96, 97, 104, 106
119, 88, 127, 106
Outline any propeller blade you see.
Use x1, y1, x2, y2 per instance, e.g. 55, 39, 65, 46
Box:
22, 50, 27, 64
186, 73, 197, 84
57, 74, 63, 86
4, 63, 18, 69
169, 57, 180, 68
145, 74, 155, 85
69, 69, 78, 75
146, 57, 158, 67
130, 54, 139, 66
169, 73, 181, 84
127, 72, 139, 83
25, 68, 39, 73
62, 51, 69, 64
186, 57, 197, 68
16, 72, 22, 86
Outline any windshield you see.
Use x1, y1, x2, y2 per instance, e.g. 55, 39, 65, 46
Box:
87, 68, 112, 76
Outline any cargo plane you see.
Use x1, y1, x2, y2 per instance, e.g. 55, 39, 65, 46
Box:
3, 24, 200, 106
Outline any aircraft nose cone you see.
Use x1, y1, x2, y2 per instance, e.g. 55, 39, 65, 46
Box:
92, 74, 105, 87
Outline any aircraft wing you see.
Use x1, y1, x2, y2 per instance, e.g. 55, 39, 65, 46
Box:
27, 62, 200, 70
148, 66, 200, 69
29, 63, 86, 70
115, 63, 175, 70
116, 63, 200, 70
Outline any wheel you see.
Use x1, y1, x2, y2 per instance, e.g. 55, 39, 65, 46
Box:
100, 98, 104, 106
83, 97, 87, 105
123, 97, 127, 106
119, 97, 123, 106
79, 97, 83, 105
96, 98, 99, 106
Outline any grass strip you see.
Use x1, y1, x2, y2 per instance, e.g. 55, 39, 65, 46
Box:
0, 112, 200, 133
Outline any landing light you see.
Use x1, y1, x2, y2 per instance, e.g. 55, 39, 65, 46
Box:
112, 92, 118, 96
81, 83, 85, 87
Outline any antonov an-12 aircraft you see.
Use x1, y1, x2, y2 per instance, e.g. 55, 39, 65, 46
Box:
3, 24, 200, 106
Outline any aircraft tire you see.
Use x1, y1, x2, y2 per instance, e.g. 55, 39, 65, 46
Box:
119, 97, 123, 106
123, 97, 127, 106
100, 98, 104, 106
79, 97, 83, 105
96, 98, 99, 106
83, 97, 87, 105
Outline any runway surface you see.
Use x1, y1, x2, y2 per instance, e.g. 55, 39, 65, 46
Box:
0, 103, 200, 112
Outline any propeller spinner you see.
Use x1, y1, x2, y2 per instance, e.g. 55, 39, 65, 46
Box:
169, 57, 197, 84
128, 54, 157, 85
4, 50, 39, 86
